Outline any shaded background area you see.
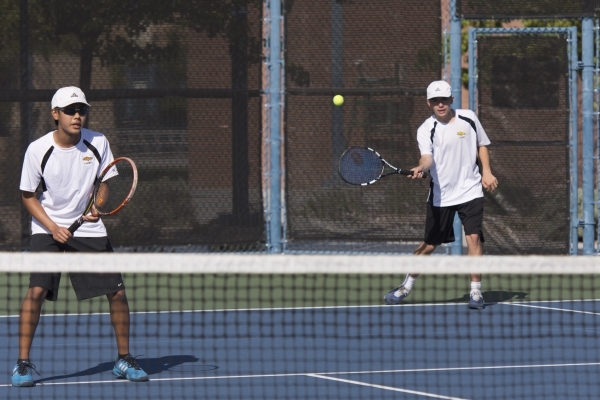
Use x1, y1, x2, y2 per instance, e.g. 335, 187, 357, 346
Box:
283, 0, 441, 251
477, 35, 571, 254
0, 0, 265, 251
0, 0, 582, 254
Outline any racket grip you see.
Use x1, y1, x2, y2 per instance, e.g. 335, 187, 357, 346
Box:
68, 217, 84, 234
401, 170, 429, 179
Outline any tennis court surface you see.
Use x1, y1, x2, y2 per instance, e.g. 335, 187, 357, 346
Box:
1, 253, 600, 399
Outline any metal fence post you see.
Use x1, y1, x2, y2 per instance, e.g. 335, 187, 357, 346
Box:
264, 0, 284, 253
582, 18, 595, 255
450, 0, 464, 255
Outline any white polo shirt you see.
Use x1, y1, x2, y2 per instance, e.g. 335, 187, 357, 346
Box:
20, 128, 114, 237
417, 109, 491, 207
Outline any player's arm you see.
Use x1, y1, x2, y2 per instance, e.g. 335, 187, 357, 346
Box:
21, 191, 73, 243
413, 123, 434, 179
410, 154, 433, 179
477, 146, 498, 192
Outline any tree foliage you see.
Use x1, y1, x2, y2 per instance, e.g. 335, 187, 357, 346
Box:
1, 0, 263, 89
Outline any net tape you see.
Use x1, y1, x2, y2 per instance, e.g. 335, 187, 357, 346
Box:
3, 253, 598, 274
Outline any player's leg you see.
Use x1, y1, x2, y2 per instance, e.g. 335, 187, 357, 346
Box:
465, 233, 483, 256
67, 236, 148, 381
71, 272, 148, 381
384, 201, 454, 305
414, 241, 437, 255
457, 197, 485, 309
18, 286, 49, 360
13, 286, 47, 387
66, 238, 130, 349
106, 289, 130, 356
105, 289, 147, 381
466, 235, 484, 309
386, 243, 438, 303
13, 234, 62, 387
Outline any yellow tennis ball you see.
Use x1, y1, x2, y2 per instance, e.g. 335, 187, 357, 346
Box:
333, 95, 344, 106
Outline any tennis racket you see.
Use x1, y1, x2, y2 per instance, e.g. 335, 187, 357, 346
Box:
68, 157, 138, 233
338, 146, 428, 186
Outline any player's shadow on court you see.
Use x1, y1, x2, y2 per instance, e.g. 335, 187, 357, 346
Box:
35, 355, 214, 384
446, 290, 528, 306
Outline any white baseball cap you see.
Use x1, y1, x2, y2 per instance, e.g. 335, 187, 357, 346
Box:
51, 86, 91, 109
426, 80, 452, 99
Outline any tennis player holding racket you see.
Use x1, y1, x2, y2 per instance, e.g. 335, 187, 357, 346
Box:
12, 87, 148, 387
384, 80, 498, 310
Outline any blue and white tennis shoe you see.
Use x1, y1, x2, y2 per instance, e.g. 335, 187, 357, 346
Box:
468, 290, 484, 309
113, 354, 149, 382
11, 361, 38, 387
384, 285, 411, 305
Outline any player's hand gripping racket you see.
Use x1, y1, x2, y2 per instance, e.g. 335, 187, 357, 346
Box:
68, 157, 138, 233
338, 146, 428, 186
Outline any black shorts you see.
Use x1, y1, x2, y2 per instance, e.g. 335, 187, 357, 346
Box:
423, 197, 485, 246
29, 234, 125, 301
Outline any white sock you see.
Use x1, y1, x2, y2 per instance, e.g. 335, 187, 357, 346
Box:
471, 281, 482, 292
401, 274, 416, 291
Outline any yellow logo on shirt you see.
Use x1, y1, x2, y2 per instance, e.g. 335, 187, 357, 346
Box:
82, 156, 94, 164
457, 131, 467, 138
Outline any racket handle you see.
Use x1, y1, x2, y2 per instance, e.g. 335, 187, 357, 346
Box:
68, 217, 85, 234
401, 170, 429, 179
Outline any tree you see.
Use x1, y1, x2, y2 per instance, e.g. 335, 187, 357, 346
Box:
14, 0, 261, 91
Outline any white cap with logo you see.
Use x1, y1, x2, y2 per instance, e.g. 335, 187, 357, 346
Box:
51, 86, 91, 109
426, 80, 452, 99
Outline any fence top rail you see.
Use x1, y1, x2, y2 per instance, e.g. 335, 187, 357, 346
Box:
469, 27, 577, 36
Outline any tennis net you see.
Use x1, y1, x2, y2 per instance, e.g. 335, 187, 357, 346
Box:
1, 253, 600, 399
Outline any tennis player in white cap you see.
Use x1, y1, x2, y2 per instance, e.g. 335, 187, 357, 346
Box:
384, 80, 498, 310
12, 86, 149, 386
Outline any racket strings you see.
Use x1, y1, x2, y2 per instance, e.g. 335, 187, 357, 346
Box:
338, 148, 383, 185
94, 161, 135, 214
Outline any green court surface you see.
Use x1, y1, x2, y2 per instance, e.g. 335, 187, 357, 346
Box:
2, 273, 600, 316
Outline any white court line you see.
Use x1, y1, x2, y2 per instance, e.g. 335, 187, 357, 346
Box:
306, 374, 468, 399
5, 298, 600, 319
0, 302, 469, 319
1, 361, 600, 388
0, 379, 130, 387
318, 361, 600, 375
506, 303, 600, 315
520, 299, 600, 303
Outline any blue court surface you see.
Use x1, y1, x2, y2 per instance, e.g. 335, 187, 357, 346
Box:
1, 300, 600, 399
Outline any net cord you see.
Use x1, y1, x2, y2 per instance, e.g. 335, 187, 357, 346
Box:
2, 253, 598, 274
